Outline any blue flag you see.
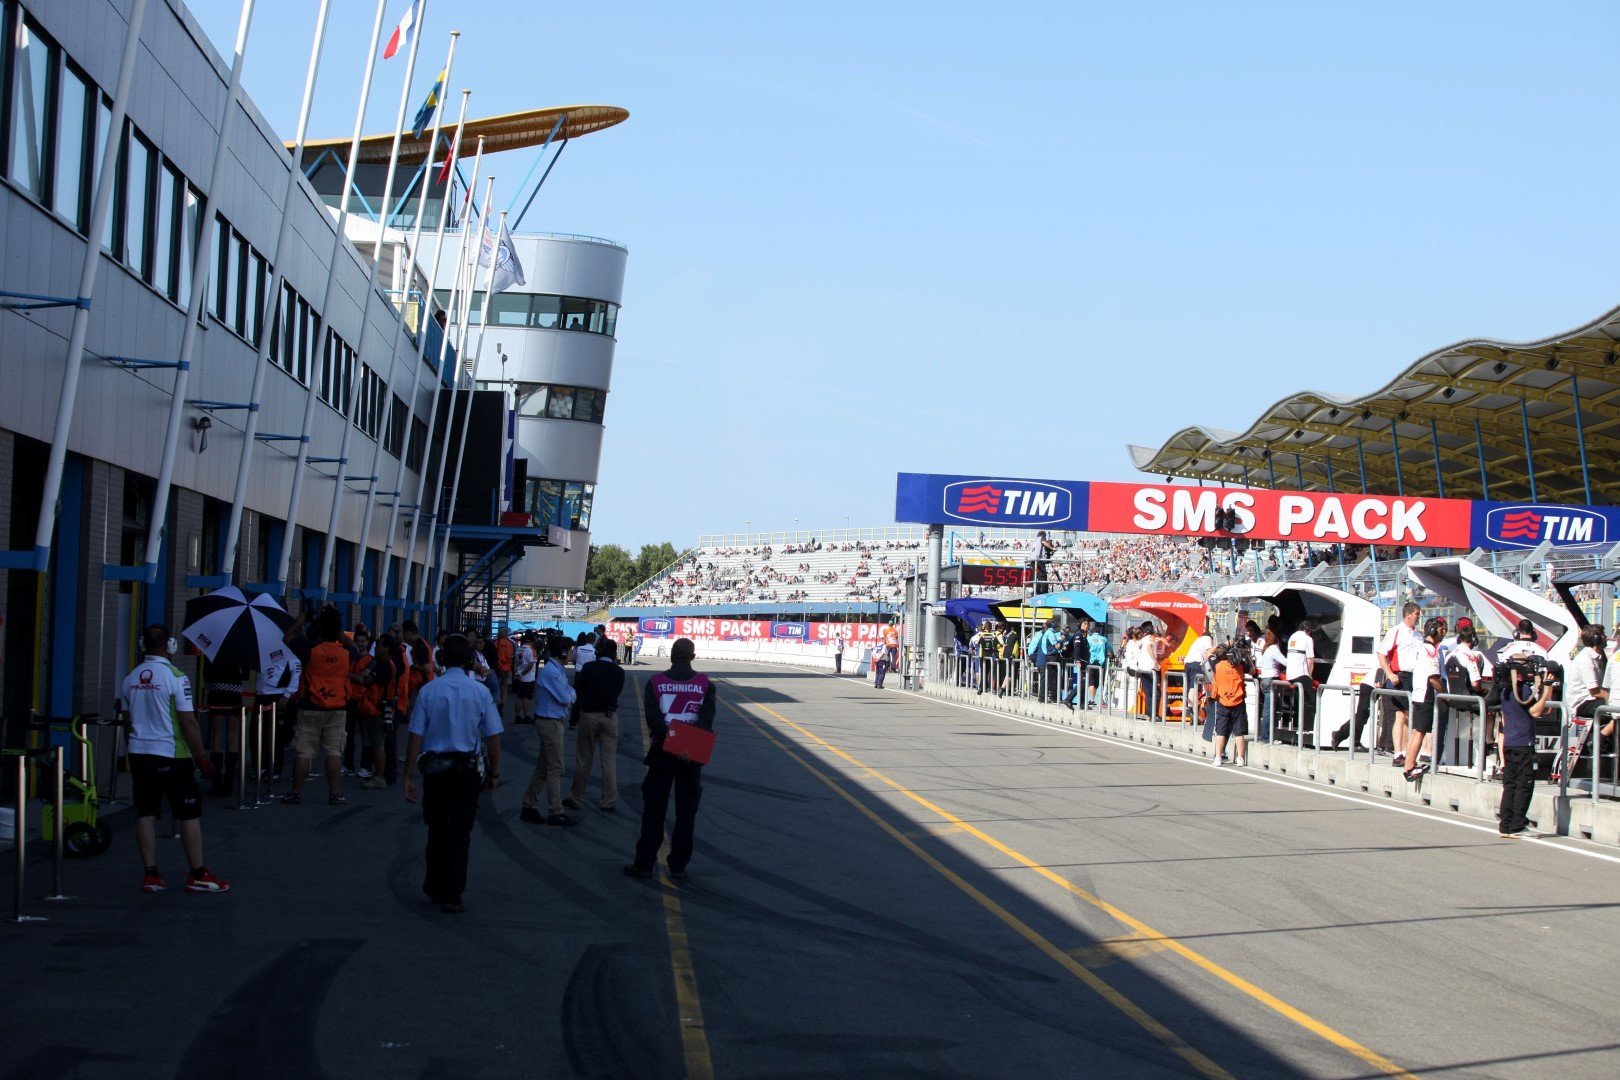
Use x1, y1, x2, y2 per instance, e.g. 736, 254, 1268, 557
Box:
410, 69, 445, 140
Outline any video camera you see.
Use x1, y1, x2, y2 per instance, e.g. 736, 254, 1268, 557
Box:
1499, 653, 1562, 691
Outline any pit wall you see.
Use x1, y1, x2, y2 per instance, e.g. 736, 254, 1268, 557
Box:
922, 679, 1620, 848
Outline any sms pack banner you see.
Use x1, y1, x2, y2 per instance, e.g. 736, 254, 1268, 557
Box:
895, 472, 1620, 550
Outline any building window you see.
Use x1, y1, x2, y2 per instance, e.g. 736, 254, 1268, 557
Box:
151, 163, 178, 298
355, 365, 386, 439
434, 290, 619, 336
125, 130, 153, 280
516, 383, 606, 424
406, 415, 427, 472
245, 252, 267, 345
320, 331, 355, 414
8, 15, 55, 201
524, 478, 594, 531
385, 394, 407, 457
53, 62, 92, 231
177, 183, 200, 302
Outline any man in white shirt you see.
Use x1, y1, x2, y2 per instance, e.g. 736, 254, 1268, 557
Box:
512, 634, 538, 725
1401, 617, 1446, 781
1182, 629, 1214, 721
1378, 603, 1422, 766
121, 624, 229, 894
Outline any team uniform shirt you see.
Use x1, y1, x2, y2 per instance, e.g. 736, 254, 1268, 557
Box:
1565, 647, 1605, 712
1603, 650, 1620, 699
408, 668, 504, 752
1258, 643, 1286, 681
1284, 631, 1315, 682
1448, 644, 1492, 690
514, 643, 538, 683
1212, 660, 1247, 706
1409, 640, 1441, 703
1086, 633, 1110, 665
1183, 634, 1214, 668
1379, 623, 1419, 674
258, 656, 302, 699
1496, 640, 1549, 664
574, 642, 597, 669
122, 656, 195, 759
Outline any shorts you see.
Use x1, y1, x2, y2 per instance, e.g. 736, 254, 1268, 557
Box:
1213, 703, 1248, 738
295, 708, 347, 757
130, 753, 203, 821
358, 712, 387, 748
1410, 698, 1436, 735
513, 681, 535, 701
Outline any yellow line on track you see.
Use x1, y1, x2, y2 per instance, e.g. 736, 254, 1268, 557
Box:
631, 672, 716, 1080
730, 685, 1420, 1080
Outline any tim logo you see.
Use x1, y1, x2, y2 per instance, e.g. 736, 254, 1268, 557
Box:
771, 622, 807, 639
1486, 505, 1607, 548
944, 480, 1070, 526
640, 618, 674, 635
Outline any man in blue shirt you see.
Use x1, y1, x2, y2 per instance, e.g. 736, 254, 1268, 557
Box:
520, 636, 579, 826
1085, 627, 1111, 708
403, 634, 503, 913
1029, 620, 1064, 702
1498, 662, 1554, 838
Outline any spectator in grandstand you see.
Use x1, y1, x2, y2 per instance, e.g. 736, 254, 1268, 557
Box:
1498, 658, 1556, 837
1209, 644, 1248, 768
1378, 603, 1421, 768
1402, 617, 1447, 782
564, 637, 626, 813
520, 636, 578, 827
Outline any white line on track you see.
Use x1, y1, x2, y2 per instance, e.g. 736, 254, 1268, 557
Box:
747, 662, 1620, 869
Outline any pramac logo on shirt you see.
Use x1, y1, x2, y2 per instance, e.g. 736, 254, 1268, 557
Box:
1484, 505, 1608, 548
943, 480, 1071, 526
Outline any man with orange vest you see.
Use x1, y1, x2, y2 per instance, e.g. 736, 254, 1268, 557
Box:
350, 628, 395, 790
285, 610, 354, 805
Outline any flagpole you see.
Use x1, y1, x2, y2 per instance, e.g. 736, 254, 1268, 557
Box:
413, 172, 494, 610
272, 0, 390, 601
361, 37, 460, 628
140, 0, 257, 583
29, 0, 152, 571
433, 209, 506, 618
219, 0, 332, 585
400, 144, 484, 612
314, 0, 431, 604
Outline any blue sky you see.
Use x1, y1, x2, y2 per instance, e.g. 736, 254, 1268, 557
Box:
187, 0, 1620, 549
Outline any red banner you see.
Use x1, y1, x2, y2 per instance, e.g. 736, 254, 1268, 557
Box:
1086, 481, 1474, 548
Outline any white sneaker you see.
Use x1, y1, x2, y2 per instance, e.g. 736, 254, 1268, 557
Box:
1209, 757, 1225, 767
1234, 757, 1246, 768
357, 768, 372, 779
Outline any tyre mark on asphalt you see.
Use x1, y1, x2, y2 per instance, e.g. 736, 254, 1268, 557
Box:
172, 938, 363, 1080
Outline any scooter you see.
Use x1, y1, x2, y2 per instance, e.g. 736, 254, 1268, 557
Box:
39, 713, 114, 858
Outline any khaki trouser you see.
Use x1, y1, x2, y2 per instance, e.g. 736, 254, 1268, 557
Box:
569, 710, 619, 807
523, 717, 567, 815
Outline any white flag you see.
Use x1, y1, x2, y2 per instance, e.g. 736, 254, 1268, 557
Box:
475, 222, 526, 294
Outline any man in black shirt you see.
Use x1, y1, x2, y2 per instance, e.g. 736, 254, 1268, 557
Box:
564, 638, 628, 812
1498, 663, 1554, 837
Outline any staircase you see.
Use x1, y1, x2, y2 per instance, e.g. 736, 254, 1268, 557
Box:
442, 537, 524, 632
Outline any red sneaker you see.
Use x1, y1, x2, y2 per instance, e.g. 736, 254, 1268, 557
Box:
141, 873, 167, 894
186, 869, 231, 893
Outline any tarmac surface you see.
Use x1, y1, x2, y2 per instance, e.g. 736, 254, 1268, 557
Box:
3, 659, 1619, 1079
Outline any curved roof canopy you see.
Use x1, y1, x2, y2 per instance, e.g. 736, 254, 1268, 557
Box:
1130, 304, 1620, 505
295, 105, 629, 167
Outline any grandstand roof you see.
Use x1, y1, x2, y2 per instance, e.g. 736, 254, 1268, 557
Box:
295, 105, 629, 167
1128, 303, 1620, 506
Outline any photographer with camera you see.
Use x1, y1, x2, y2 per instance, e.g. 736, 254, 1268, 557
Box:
1498, 654, 1557, 837
1208, 643, 1249, 768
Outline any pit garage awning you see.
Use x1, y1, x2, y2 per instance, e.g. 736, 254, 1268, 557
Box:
1128, 304, 1620, 506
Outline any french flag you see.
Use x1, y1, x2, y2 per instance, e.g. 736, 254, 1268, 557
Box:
382, 2, 417, 60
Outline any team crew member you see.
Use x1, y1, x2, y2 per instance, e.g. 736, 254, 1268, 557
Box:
287, 612, 353, 805
121, 625, 230, 894
1497, 619, 1549, 663
493, 627, 515, 712
1402, 617, 1446, 781
1498, 658, 1555, 837
1285, 619, 1318, 739
512, 633, 538, 724
258, 647, 301, 783
1182, 626, 1214, 722
625, 638, 716, 882
403, 634, 503, 913
565, 638, 627, 812
833, 631, 846, 675
402, 620, 434, 713
350, 629, 394, 789
1378, 602, 1422, 766
520, 637, 578, 826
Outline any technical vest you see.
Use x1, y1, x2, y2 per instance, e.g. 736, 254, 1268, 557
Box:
303, 641, 352, 710
394, 644, 411, 713
495, 637, 514, 673
351, 654, 385, 717
649, 672, 711, 728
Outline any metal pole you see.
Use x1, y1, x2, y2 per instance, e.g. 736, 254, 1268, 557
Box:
273, 0, 392, 598
431, 203, 504, 613
229, 707, 252, 810
1356, 436, 1379, 594
31, 0, 153, 571
141, 0, 258, 582
1474, 417, 1490, 500
12, 755, 44, 922
220, 0, 334, 582
1429, 419, 1445, 499
401, 138, 485, 608
1569, 373, 1593, 505
360, 38, 461, 624
316, 0, 432, 599
924, 524, 943, 666
1387, 419, 1405, 496
42, 747, 68, 900
411, 168, 492, 606
1520, 397, 1538, 503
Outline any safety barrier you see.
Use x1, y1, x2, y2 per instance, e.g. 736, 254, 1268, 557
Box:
1433, 693, 1490, 781
7, 747, 71, 924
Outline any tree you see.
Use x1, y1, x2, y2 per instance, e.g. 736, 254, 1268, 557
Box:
635, 542, 680, 584
584, 544, 637, 598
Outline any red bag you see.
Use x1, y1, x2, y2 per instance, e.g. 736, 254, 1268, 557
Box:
664, 722, 715, 765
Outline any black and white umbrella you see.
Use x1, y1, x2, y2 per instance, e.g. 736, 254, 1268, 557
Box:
182, 587, 297, 673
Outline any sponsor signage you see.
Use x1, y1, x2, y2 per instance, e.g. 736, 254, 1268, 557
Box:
770, 622, 808, 640
896, 472, 1619, 551
639, 617, 674, 635
619, 620, 893, 645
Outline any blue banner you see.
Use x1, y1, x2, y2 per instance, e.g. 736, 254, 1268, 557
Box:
770, 622, 808, 640
895, 472, 1091, 531
1469, 500, 1620, 550
639, 617, 675, 636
